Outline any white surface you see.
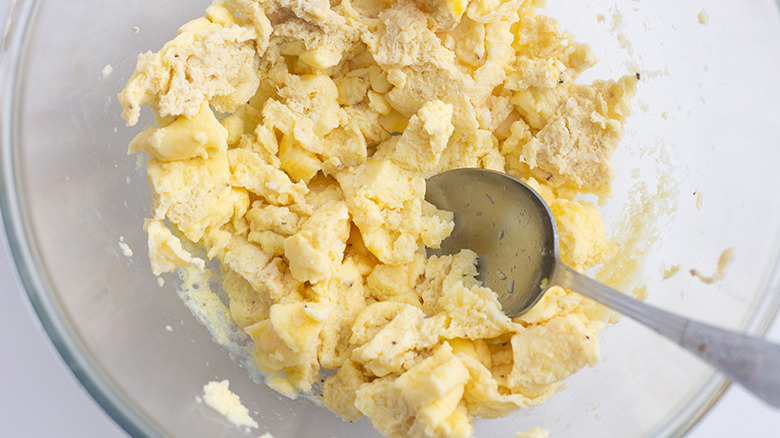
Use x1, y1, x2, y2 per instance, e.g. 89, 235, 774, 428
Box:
0, 2, 778, 438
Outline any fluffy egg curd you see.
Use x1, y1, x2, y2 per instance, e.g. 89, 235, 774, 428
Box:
119, 0, 638, 436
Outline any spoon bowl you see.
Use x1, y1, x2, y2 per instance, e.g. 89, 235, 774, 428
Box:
425, 167, 780, 408
426, 168, 559, 317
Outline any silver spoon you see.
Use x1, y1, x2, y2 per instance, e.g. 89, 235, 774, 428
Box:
425, 167, 780, 407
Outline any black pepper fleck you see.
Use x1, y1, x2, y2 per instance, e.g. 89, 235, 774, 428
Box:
635, 72, 641, 80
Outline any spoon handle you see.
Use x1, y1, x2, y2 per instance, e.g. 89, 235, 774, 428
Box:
554, 264, 780, 408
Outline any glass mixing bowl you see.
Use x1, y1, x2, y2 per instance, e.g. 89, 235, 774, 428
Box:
1, 0, 779, 437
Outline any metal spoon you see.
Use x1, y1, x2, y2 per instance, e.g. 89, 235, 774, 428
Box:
425, 167, 780, 407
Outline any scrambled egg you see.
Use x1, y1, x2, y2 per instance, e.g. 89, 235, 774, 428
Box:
201, 380, 259, 429
119, 0, 637, 436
